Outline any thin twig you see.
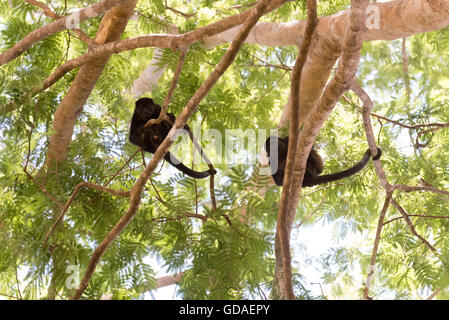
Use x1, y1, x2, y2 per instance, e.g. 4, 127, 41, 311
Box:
183, 127, 217, 210
44, 182, 130, 247
0, 293, 20, 300
148, 178, 210, 223
343, 95, 449, 132
295, 197, 325, 229
23, 169, 65, 209
363, 192, 392, 300
144, 49, 188, 128
91, 149, 140, 203
23, 120, 64, 209
367, 112, 449, 131
166, 6, 196, 19
394, 184, 449, 197
426, 288, 441, 300
383, 214, 449, 226
149, 178, 165, 204
391, 200, 439, 254
24, 0, 97, 48
402, 37, 411, 98
15, 266, 23, 300
150, 213, 207, 223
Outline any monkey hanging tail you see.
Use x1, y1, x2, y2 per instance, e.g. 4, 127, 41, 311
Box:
303, 148, 381, 187
164, 152, 216, 179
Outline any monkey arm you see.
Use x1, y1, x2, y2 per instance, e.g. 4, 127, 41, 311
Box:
304, 148, 381, 187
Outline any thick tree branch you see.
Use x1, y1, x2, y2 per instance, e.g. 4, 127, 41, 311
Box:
26, 0, 288, 101
100, 272, 185, 299
156, 272, 184, 288
206, 0, 449, 127
44, 0, 138, 167
275, 0, 318, 300
129, 24, 179, 98
274, 0, 369, 300
0, 0, 128, 66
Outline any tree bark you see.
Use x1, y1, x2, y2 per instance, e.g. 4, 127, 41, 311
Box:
44, 0, 138, 168
204, 0, 449, 124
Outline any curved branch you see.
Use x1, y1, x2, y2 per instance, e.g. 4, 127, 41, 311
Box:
350, 81, 391, 190
144, 49, 187, 128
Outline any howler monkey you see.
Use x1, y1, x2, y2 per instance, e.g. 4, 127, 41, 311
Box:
129, 98, 215, 179
264, 136, 381, 187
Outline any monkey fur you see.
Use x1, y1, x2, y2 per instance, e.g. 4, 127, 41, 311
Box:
264, 136, 381, 187
129, 98, 215, 179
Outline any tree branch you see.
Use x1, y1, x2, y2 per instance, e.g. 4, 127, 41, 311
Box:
71, 0, 273, 300
394, 184, 449, 197
391, 199, 439, 254
426, 288, 441, 300
275, 0, 317, 300
44, 181, 131, 247
24, 0, 97, 48
44, 0, 137, 167
144, 49, 187, 128
0, 0, 127, 66
350, 81, 390, 190
383, 214, 449, 226
363, 192, 392, 300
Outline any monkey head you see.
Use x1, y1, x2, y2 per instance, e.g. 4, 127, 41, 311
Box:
134, 98, 161, 121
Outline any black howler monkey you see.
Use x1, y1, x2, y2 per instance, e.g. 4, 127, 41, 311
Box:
129, 98, 215, 179
264, 136, 381, 187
